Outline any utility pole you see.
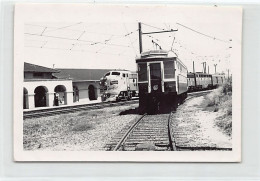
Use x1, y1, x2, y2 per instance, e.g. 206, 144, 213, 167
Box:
214, 64, 217, 74
208, 65, 209, 74
138, 22, 178, 54
201, 62, 206, 73
138, 22, 143, 54
228, 69, 229, 81
193, 61, 195, 73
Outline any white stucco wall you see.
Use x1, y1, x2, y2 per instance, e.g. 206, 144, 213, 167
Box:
23, 79, 73, 109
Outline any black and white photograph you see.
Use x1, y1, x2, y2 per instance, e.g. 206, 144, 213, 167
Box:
14, 4, 242, 161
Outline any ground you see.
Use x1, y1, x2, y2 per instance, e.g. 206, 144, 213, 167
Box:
23, 104, 139, 151
171, 93, 232, 150
24, 90, 232, 151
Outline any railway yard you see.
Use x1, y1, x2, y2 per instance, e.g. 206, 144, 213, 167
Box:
23, 88, 232, 151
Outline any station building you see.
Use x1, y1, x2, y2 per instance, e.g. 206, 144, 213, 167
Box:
53, 68, 112, 103
23, 62, 112, 109
23, 62, 74, 109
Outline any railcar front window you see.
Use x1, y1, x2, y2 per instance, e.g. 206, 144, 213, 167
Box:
105, 72, 110, 76
164, 61, 174, 79
150, 63, 161, 80
138, 63, 147, 81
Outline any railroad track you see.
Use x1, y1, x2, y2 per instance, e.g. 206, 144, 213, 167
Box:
23, 98, 139, 119
24, 90, 212, 119
106, 112, 174, 151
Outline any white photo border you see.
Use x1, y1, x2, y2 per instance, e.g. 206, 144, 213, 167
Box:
14, 3, 242, 162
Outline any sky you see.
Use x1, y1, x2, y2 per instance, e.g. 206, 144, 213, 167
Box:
23, 5, 242, 75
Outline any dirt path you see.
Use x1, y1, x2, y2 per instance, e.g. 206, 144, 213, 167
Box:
170, 96, 232, 150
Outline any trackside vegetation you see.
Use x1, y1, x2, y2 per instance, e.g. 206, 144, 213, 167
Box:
204, 79, 232, 136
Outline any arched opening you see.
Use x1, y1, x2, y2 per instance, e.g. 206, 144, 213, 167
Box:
54, 85, 67, 106
34, 86, 48, 107
88, 85, 97, 101
23, 88, 29, 109
73, 86, 79, 102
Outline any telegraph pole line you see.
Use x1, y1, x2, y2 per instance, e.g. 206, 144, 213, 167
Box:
138, 22, 178, 54
201, 62, 206, 73
214, 64, 217, 74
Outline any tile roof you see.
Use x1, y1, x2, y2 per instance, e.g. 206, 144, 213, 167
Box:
54, 69, 113, 81
24, 62, 60, 73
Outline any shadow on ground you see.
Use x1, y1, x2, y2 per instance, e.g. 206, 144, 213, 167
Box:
119, 108, 139, 115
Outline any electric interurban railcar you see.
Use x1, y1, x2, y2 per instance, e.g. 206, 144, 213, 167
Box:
100, 70, 138, 102
187, 72, 225, 92
136, 50, 188, 114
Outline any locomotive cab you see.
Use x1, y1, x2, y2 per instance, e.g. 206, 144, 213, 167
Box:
136, 50, 188, 114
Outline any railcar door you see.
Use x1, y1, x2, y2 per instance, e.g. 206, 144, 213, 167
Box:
149, 63, 162, 93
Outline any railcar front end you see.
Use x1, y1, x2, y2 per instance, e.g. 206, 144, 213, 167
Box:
136, 50, 188, 114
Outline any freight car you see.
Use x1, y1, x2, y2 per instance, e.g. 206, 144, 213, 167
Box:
136, 50, 188, 114
100, 70, 138, 102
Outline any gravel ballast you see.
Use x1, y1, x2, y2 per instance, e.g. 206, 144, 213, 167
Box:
24, 104, 139, 151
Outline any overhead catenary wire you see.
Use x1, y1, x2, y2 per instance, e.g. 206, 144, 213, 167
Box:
25, 23, 131, 37
176, 23, 230, 43
25, 45, 134, 57
123, 23, 138, 57
141, 23, 165, 31
25, 33, 133, 48
45, 22, 83, 33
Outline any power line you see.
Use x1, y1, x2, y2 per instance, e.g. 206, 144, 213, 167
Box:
176, 23, 230, 43
25, 45, 134, 57
45, 22, 83, 33
123, 23, 138, 56
25, 33, 132, 48
142, 23, 165, 31
25, 23, 127, 37
25, 32, 92, 42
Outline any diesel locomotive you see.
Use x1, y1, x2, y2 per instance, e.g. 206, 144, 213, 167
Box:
136, 50, 188, 114
100, 70, 138, 102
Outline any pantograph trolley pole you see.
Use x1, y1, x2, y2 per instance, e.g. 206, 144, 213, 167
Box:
138, 22, 178, 54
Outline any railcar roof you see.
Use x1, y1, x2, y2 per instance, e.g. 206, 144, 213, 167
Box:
136, 50, 187, 69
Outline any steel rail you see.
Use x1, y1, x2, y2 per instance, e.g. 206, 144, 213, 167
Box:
24, 99, 139, 119
167, 111, 177, 151
113, 114, 147, 151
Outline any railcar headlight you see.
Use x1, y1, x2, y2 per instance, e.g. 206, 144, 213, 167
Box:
153, 85, 158, 90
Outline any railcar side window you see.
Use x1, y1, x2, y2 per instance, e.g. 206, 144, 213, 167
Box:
122, 73, 125, 77
112, 72, 120, 76
164, 61, 174, 79
138, 63, 147, 81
